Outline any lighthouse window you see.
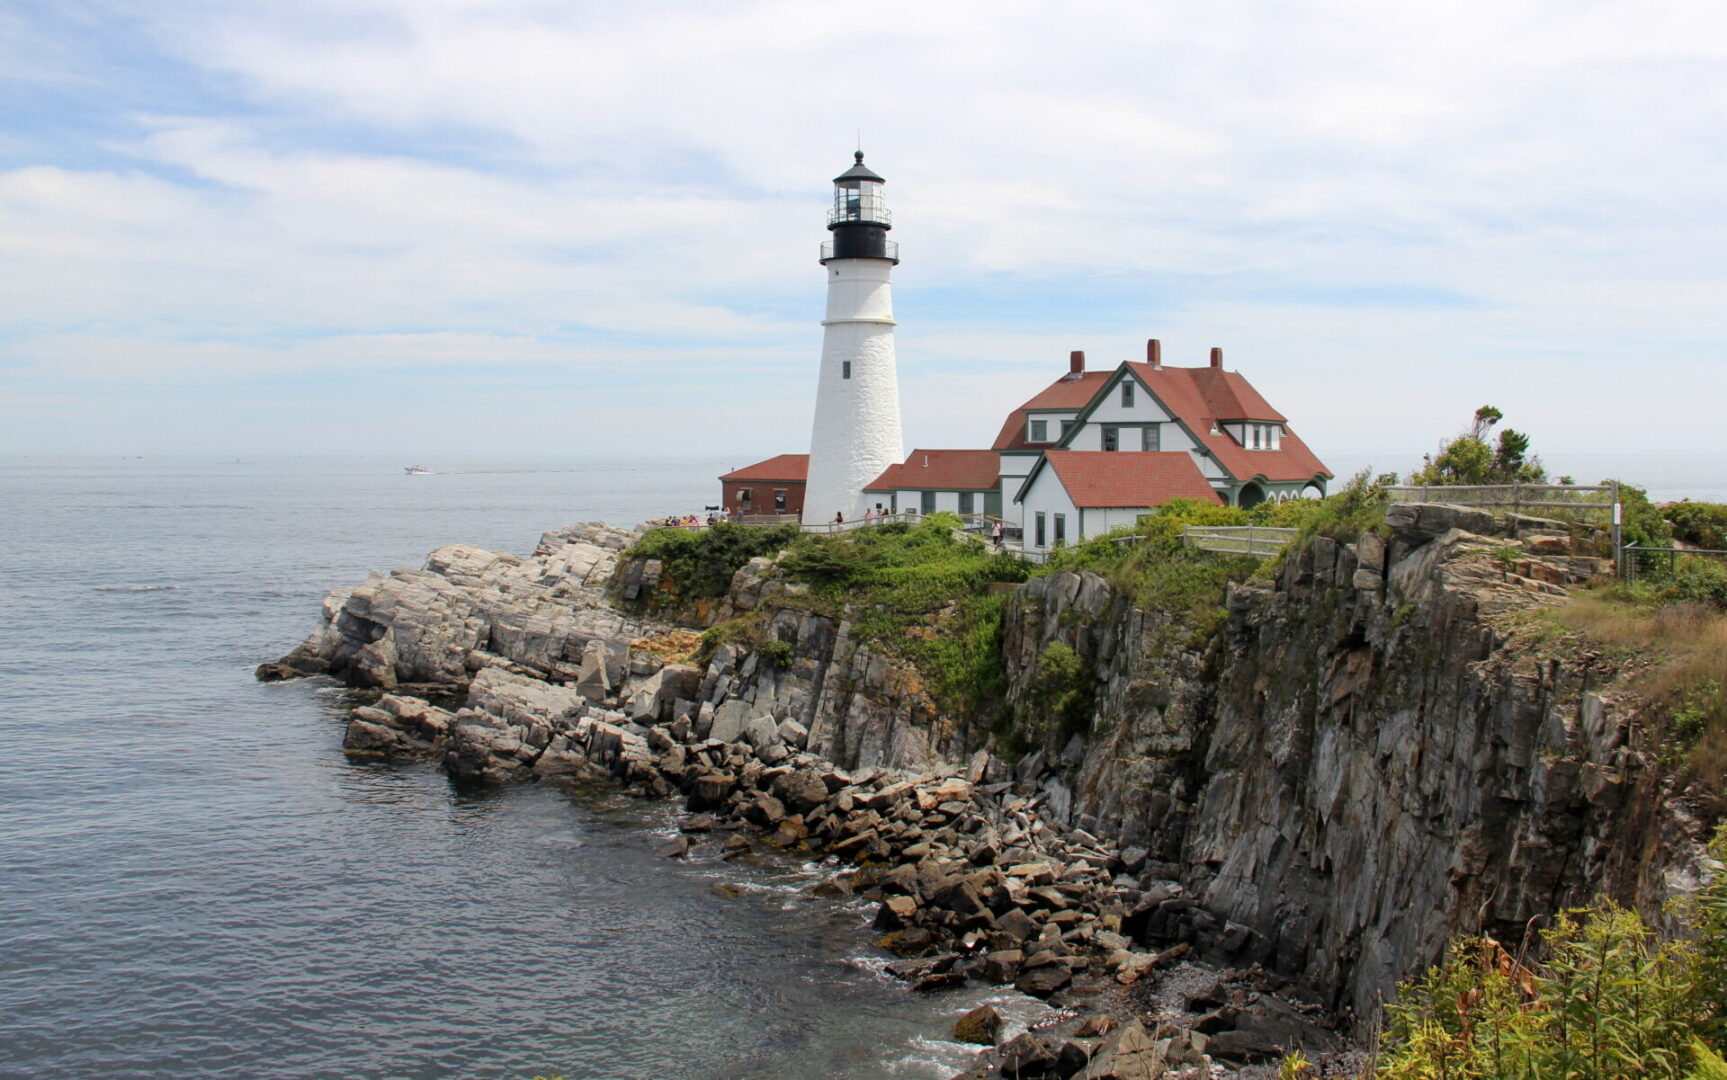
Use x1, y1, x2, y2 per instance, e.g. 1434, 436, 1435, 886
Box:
843, 361, 851, 380
845, 188, 861, 218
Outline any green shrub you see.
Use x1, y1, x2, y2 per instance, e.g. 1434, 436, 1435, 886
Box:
755, 638, 794, 667
625, 522, 801, 602
1026, 641, 1096, 740
1377, 825, 1727, 1080
768, 514, 1029, 723
1668, 503, 1727, 551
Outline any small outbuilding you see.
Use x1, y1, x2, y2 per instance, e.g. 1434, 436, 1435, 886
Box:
718, 454, 809, 518
864, 449, 1001, 518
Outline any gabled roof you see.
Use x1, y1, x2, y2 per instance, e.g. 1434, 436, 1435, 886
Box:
1115, 363, 1328, 483
719, 454, 809, 483
865, 449, 999, 492
991, 371, 1112, 451
1027, 451, 1222, 508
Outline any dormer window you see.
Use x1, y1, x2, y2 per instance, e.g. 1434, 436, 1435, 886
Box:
1029, 419, 1048, 442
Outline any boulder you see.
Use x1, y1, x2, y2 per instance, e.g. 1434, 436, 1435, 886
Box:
998, 1033, 1062, 1079
770, 768, 830, 815
953, 1004, 1003, 1046
709, 700, 753, 744
1015, 965, 1071, 998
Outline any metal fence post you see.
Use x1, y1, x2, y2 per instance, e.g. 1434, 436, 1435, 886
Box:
1611, 481, 1623, 580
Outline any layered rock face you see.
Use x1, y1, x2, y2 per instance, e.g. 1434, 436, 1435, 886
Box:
262, 523, 652, 690
270, 524, 946, 774
270, 506, 1702, 1026
1002, 507, 1679, 1016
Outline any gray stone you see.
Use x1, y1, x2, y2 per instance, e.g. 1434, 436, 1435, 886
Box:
708, 700, 752, 744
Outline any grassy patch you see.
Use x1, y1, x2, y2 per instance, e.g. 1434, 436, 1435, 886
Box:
771, 514, 1031, 724
1553, 584, 1727, 789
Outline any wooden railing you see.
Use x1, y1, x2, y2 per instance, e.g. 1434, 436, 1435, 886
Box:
1180, 525, 1298, 558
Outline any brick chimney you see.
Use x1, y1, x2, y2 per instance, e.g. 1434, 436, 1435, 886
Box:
1209, 346, 1223, 370
1070, 350, 1085, 374
1147, 338, 1162, 370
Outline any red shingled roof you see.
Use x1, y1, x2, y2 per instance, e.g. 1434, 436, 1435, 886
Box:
991, 371, 1112, 451
866, 449, 1000, 492
719, 453, 808, 482
1039, 451, 1222, 507
1122, 363, 1328, 483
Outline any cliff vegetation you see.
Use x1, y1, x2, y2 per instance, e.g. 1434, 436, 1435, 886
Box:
1374, 824, 1727, 1080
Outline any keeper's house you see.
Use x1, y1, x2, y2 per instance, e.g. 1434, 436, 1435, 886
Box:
1002, 340, 1331, 553
717, 337, 1330, 548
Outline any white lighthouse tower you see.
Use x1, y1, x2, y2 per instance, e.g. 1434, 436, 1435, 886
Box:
802, 152, 904, 525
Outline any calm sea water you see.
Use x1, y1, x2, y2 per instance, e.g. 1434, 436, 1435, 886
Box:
3, 452, 1719, 1080
0, 455, 1047, 1080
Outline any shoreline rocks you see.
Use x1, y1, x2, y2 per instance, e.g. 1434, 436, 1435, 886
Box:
263, 508, 1706, 1078
328, 654, 1340, 1078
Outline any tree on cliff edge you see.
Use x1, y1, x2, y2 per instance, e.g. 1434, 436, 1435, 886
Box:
1409, 405, 1547, 486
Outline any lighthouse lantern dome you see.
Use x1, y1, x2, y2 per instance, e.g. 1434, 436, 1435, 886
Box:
822, 151, 898, 264
830, 151, 891, 228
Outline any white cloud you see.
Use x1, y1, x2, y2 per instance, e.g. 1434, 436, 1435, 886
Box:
1, 0, 1724, 458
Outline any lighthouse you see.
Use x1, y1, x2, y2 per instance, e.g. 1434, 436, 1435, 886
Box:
802, 152, 904, 525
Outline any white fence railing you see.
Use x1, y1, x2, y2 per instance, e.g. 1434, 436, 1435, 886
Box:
1381, 482, 1618, 515
1181, 525, 1298, 558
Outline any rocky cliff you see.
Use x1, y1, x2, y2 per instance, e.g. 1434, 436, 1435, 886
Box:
268, 506, 1708, 1026
999, 504, 1695, 1017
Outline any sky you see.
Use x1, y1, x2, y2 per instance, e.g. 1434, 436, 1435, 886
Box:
1, 0, 1724, 468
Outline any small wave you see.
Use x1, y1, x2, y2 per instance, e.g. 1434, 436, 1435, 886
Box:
93, 584, 179, 593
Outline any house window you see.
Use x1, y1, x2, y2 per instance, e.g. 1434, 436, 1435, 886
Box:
1102, 426, 1120, 452
738, 488, 752, 508
958, 491, 974, 514
1121, 381, 1134, 407
1034, 511, 1046, 548
843, 361, 852, 380
1251, 425, 1262, 449
920, 490, 936, 514
774, 489, 787, 511
1030, 419, 1048, 442
1053, 513, 1067, 546
1059, 420, 1074, 440
1142, 425, 1160, 451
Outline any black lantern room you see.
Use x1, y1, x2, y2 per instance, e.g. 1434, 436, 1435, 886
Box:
821, 152, 899, 264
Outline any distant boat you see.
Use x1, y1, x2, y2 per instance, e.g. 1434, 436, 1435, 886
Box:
404, 465, 431, 475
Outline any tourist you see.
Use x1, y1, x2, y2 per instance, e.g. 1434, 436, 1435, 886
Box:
864, 507, 875, 522
991, 519, 1004, 551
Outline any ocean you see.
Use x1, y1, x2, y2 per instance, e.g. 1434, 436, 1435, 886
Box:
1, 452, 1719, 1080
0, 455, 1047, 1080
